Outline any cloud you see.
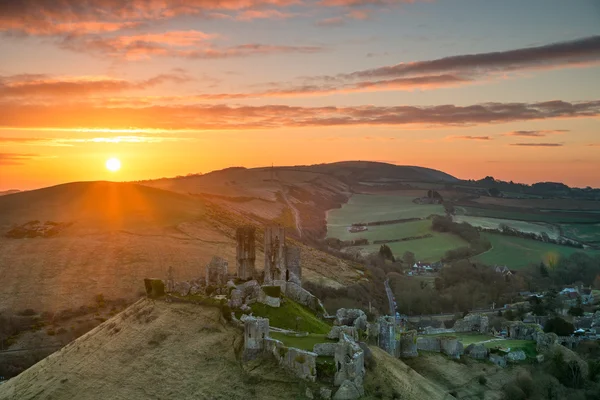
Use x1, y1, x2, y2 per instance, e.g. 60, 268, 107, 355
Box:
0, 100, 598, 131
342, 35, 600, 80
510, 143, 564, 147
236, 10, 295, 21
0, 72, 191, 99
60, 31, 325, 60
315, 8, 371, 27
0, 153, 40, 165
503, 129, 570, 137
447, 135, 492, 141
587, 143, 600, 147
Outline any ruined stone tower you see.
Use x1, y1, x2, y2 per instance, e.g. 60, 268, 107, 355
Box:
166, 266, 175, 293
285, 245, 302, 284
264, 225, 286, 283
236, 226, 256, 280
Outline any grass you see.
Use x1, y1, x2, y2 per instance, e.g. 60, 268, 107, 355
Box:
457, 206, 600, 224
474, 233, 600, 268
360, 232, 468, 262
250, 298, 331, 334
453, 215, 559, 239
560, 223, 600, 244
269, 332, 332, 351
422, 333, 494, 346
484, 339, 537, 358
327, 194, 444, 231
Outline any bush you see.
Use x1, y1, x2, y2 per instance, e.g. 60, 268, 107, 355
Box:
19, 309, 36, 316
262, 286, 282, 298
503, 384, 526, 400
478, 375, 487, 385
544, 317, 575, 336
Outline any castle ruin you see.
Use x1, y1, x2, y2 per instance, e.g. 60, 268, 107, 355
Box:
236, 226, 256, 280
205, 256, 228, 287
264, 225, 287, 283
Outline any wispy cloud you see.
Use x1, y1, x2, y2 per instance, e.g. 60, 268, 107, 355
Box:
0, 100, 598, 131
502, 129, 569, 137
0, 152, 40, 165
447, 135, 493, 141
510, 143, 564, 147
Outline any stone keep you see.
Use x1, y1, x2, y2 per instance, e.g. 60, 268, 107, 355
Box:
236, 226, 256, 280
264, 225, 286, 283
205, 256, 228, 286
334, 333, 365, 395
285, 245, 302, 284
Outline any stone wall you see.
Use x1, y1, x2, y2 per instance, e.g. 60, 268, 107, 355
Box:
242, 315, 269, 360
236, 226, 256, 280
285, 282, 325, 313
464, 343, 489, 360
454, 314, 489, 334
398, 330, 418, 358
377, 316, 396, 356
264, 338, 318, 382
334, 333, 365, 395
205, 256, 228, 286
508, 322, 542, 340
423, 327, 455, 335
416, 337, 441, 352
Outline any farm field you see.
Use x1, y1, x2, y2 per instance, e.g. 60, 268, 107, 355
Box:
359, 233, 468, 262
423, 333, 493, 346
456, 205, 600, 224
327, 193, 445, 228
327, 219, 432, 242
474, 233, 600, 268
453, 215, 560, 239
560, 223, 600, 244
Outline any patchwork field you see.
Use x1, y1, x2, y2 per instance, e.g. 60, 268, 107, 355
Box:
456, 205, 600, 224
453, 215, 560, 239
326, 193, 464, 261
327, 193, 444, 228
560, 223, 600, 244
474, 233, 599, 268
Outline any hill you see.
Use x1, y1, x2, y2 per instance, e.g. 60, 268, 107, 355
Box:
0, 299, 449, 400
0, 181, 361, 314
0, 181, 205, 231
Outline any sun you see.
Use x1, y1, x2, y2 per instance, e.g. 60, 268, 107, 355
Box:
105, 157, 121, 172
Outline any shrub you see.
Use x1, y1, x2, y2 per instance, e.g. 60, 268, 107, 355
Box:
57, 327, 67, 335
220, 303, 232, 322
143, 279, 165, 298
262, 286, 282, 298
544, 317, 575, 336
478, 375, 487, 385
46, 329, 56, 336
19, 309, 36, 316
503, 384, 526, 400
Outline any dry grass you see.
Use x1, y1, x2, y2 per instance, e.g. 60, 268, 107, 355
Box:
0, 299, 306, 400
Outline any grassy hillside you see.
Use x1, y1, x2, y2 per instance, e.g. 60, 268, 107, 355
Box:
0, 299, 307, 400
0, 181, 205, 230
474, 233, 600, 268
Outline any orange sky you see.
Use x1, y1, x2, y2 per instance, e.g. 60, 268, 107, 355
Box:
1, 1, 600, 190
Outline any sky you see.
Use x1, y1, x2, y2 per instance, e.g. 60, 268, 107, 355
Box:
0, 0, 599, 190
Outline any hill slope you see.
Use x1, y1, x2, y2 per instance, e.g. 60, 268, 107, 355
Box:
0, 299, 450, 400
0, 181, 205, 231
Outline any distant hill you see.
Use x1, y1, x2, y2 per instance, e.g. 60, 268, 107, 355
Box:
0, 189, 20, 196
0, 181, 205, 230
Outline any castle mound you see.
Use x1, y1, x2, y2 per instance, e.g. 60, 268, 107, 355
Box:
0, 299, 305, 400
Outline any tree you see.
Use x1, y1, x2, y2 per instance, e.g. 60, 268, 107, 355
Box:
402, 251, 415, 266
379, 245, 395, 262
594, 274, 600, 290
544, 317, 575, 336
539, 262, 549, 278
488, 187, 501, 197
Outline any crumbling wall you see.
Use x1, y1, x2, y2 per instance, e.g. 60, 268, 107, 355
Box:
264, 339, 317, 382
454, 314, 489, 333
236, 226, 257, 280
377, 316, 396, 356
398, 330, 418, 358
285, 282, 324, 313
509, 322, 541, 340
334, 333, 365, 395
464, 343, 489, 360
205, 256, 228, 287
243, 316, 269, 360
328, 325, 358, 341
417, 337, 441, 352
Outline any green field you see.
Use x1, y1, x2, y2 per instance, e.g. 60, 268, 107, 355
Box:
456, 206, 600, 224
474, 233, 599, 268
328, 218, 432, 242
251, 299, 331, 334
453, 215, 560, 239
484, 339, 537, 358
269, 332, 332, 351
360, 233, 468, 262
423, 333, 493, 345
560, 223, 600, 244
327, 194, 444, 230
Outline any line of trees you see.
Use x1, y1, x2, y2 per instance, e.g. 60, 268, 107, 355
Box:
431, 216, 492, 261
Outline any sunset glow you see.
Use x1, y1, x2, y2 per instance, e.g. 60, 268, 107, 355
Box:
1, 1, 599, 190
